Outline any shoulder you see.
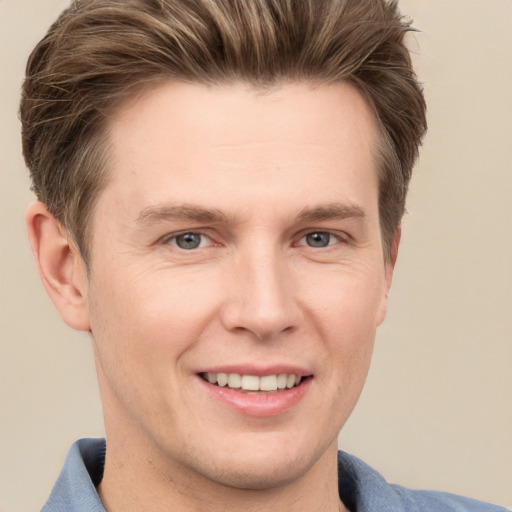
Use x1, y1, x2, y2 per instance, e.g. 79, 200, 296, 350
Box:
337, 451, 508, 512
390, 484, 508, 512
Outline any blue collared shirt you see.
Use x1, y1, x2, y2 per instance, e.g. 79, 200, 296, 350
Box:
41, 438, 507, 512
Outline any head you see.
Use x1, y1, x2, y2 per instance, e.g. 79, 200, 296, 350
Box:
21, 0, 427, 502
21, 0, 426, 264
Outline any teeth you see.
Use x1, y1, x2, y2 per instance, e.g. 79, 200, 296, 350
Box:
260, 375, 277, 391
241, 375, 260, 391
277, 374, 287, 389
286, 374, 296, 388
228, 373, 241, 388
204, 372, 303, 391
216, 373, 228, 387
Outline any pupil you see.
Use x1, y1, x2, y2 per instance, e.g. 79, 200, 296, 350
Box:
306, 232, 330, 248
177, 233, 201, 250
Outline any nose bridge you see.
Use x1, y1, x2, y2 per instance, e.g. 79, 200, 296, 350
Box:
222, 240, 299, 339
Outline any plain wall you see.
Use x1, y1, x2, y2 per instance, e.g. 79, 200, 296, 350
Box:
1, 1, 511, 511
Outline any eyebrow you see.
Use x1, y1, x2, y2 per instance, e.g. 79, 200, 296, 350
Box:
296, 203, 366, 223
134, 202, 366, 227
135, 204, 231, 226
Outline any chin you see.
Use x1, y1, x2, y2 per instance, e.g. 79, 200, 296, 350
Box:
203, 454, 313, 491
183, 436, 330, 492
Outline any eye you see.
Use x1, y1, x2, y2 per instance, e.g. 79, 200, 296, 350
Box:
168, 232, 209, 250
305, 232, 333, 248
299, 231, 339, 248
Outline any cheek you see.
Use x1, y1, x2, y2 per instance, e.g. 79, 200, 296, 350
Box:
88, 266, 221, 365
305, 261, 387, 328
305, 266, 383, 384
87, 271, 213, 422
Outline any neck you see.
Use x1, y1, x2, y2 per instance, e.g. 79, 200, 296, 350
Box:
97, 435, 348, 512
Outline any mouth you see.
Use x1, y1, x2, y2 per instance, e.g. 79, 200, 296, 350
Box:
199, 372, 309, 393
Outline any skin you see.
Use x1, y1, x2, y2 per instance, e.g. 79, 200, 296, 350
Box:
27, 81, 399, 512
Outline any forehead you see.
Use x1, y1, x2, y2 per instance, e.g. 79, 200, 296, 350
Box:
99, 81, 380, 223
109, 81, 378, 161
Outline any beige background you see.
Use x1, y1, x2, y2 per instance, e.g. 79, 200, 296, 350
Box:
1, 1, 511, 511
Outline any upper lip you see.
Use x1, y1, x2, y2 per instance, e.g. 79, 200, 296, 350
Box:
195, 364, 312, 377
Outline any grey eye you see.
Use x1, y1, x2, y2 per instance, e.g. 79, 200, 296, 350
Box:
305, 232, 331, 248
175, 232, 203, 250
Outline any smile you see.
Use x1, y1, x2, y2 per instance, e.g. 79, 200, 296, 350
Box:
200, 372, 303, 392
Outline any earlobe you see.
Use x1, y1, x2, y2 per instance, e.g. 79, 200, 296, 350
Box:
26, 201, 91, 332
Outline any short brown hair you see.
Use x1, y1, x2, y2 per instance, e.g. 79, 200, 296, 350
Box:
20, 0, 427, 261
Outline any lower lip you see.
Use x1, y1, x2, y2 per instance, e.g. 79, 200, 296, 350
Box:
197, 376, 312, 417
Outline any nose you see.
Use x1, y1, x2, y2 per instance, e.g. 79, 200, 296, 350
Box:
220, 246, 302, 340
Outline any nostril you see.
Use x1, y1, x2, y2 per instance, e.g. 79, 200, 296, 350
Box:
251, 324, 297, 342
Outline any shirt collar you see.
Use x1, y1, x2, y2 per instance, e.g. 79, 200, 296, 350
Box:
338, 451, 406, 512
42, 438, 106, 512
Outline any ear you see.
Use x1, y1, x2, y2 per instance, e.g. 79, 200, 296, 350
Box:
26, 201, 91, 331
376, 226, 401, 326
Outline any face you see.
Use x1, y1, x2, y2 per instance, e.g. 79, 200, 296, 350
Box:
84, 82, 394, 490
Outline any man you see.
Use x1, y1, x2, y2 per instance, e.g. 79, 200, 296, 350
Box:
19, 0, 507, 511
